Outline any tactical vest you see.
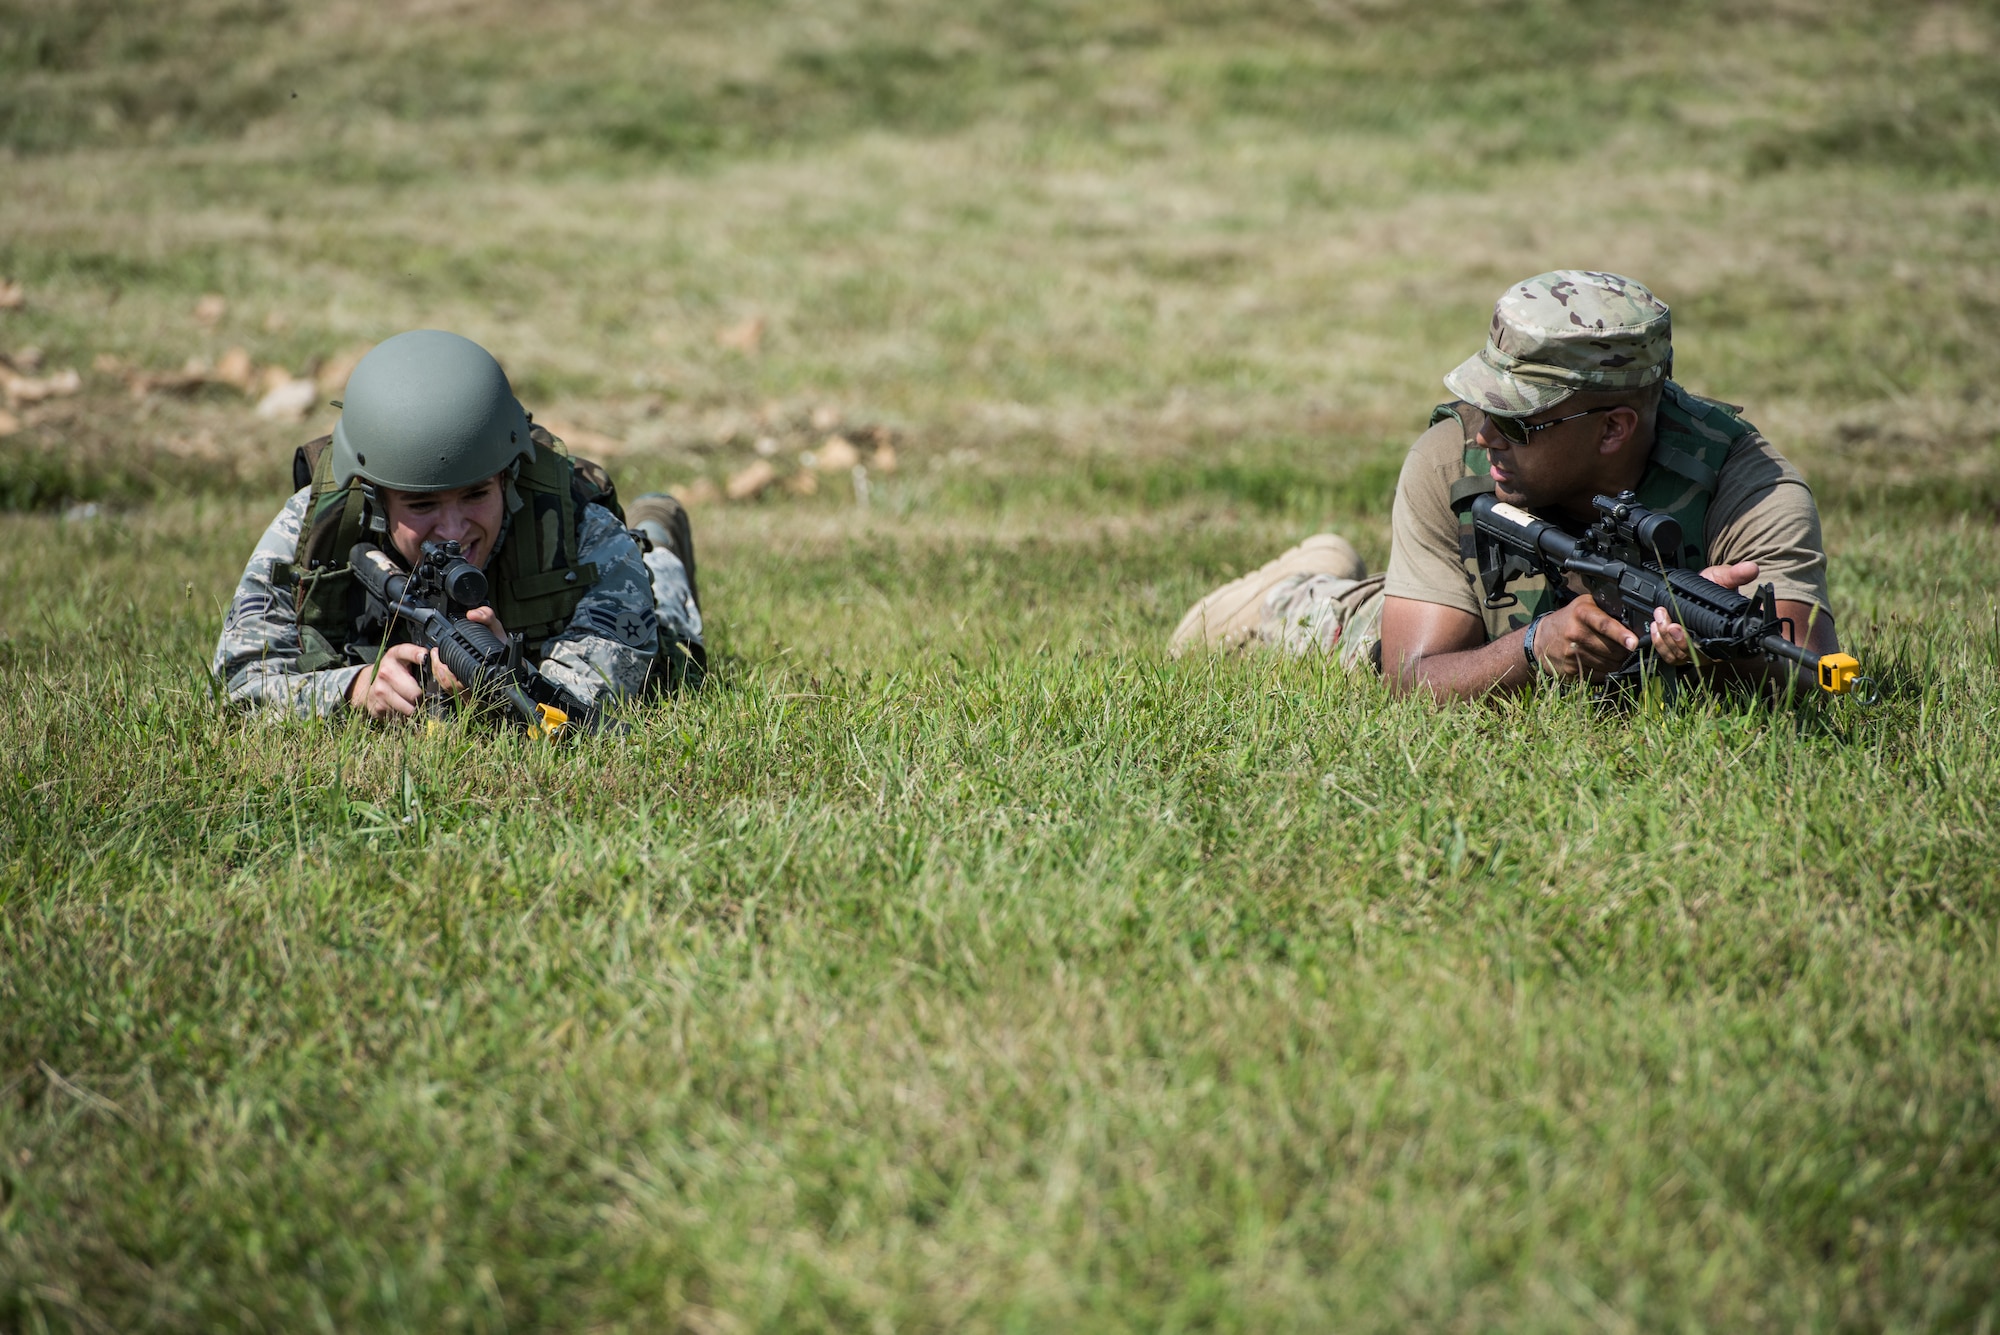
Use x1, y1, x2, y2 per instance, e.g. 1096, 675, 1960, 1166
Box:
1435, 381, 1755, 641
276, 425, 616, 671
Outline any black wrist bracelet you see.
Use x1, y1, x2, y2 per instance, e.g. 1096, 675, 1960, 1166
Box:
1523, 613, 1549, 673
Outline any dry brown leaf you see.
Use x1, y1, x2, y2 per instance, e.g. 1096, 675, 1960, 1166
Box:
129, 372, 207, 397
255, 377, 319, 421
92, 353, 127, 375
194, 294, 228, 326
674, 477, 722, 506
0, 281, 24, 310
317, 346, 369, 394
716, 316, 764, 356
814, 434, 862, 471
871, 441, 898, 473
725, 459, 778, 501
263, 310, 289, 333
810, 404, 841, 432
9, 346, 43, 373
215, 347, 257, 393
0, 409, 20, 438
783, 470, 820, 497
3, 368, 81, 406
257, 364, 294, 395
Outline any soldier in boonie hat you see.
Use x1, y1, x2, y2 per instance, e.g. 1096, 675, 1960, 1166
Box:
1169, 268, 1846, 704
1443, 270, 1673, 418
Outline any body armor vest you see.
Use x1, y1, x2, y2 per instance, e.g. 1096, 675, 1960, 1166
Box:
276, 425, 616, 671
1433, 382, 1754, 641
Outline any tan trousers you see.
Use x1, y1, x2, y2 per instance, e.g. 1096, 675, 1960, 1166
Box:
1169, 533, 1386, 670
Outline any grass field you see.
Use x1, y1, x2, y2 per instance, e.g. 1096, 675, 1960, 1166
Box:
4, 1, 2000, 1329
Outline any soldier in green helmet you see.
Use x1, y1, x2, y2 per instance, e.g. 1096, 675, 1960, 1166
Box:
1171, 270, 1843, 698
212, 330, 705, 721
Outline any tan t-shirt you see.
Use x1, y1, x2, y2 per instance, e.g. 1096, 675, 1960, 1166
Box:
1384, 411, 1833, 642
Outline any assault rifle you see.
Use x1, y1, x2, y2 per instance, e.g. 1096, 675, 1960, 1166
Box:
349, 540, 600, 737
1461, 490, 1867, 700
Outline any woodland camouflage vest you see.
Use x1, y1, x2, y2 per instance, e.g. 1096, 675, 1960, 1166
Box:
275, 424, 616, 671
1434, 381, 1755, 642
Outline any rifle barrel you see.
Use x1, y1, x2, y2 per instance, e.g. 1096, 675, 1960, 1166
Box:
1765, 636, 1866, 695
1760, 633, 1814, 668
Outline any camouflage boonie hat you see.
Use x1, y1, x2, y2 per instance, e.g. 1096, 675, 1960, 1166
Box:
1443, 270, 1672, 417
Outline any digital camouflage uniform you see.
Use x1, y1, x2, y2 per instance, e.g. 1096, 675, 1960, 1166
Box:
1172, 270, 1830, 663
212, 487, 672, 717
639, 533, 703, 650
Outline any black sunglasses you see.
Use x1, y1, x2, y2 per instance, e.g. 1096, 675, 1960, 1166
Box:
1487, 405, 1614, 446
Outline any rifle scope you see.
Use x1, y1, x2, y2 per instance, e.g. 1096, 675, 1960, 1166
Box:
419, 539, 488, 609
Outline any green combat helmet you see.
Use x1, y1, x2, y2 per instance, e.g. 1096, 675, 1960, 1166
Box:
331, 329, 535, 493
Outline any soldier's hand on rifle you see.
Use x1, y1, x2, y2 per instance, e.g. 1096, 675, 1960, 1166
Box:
1533, 598, 1643, 681
1649, 560, 1760, 666
427, 606, 509, 696
347, 644, 432, 719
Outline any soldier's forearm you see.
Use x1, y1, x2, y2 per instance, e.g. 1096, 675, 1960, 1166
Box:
1385, 627, 1537, 702
536, 634, 653, 708
222, 664, 367, 718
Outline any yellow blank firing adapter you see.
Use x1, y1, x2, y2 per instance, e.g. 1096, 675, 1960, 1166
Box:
534, 703, 569, 738
1817, 652, 1863, 694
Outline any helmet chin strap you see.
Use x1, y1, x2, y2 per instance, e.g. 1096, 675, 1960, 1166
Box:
357, 480, 390, 536
502, 459, 526, 515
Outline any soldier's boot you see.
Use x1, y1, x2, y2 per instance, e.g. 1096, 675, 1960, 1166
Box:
1169, 533, 1367, 655
627, 492, 700, 611
628, 492, 707, 690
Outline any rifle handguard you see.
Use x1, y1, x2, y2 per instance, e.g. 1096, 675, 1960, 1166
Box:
431, 616, 510, 693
